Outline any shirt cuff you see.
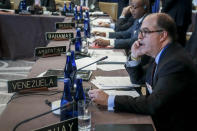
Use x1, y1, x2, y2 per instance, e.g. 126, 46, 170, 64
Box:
108, 95, 115, 111
109, 39, 115, 47
119, 15, 125, 19
125, 60, 141, 67
106, 32, 109, 38
110, 23, 115, 29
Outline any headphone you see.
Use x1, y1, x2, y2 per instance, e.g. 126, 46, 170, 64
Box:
144, 5, 147, 10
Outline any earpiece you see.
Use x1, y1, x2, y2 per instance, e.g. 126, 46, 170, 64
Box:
143, 5, 147, 10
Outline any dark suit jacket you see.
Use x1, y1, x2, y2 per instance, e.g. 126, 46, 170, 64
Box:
185, 14, 197, 66
109, 15, 146, 49
0, 0, 11, 9
115, 14, 135, 32
115, 43, 197, 131
41, 0, 56, 12
161, 0, 192, 26
71, 0, 100, 11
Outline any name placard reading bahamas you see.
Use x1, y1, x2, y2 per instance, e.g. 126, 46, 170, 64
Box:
46, 32, 74, 41
34, 117, 78, 131
8, 76, 57, 93
35, 46, 66, 57
56, 22, 75, 29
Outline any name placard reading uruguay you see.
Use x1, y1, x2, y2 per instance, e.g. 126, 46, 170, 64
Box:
35, 46, 66, 57
46, 32, 74, 41
56, 22, 75, 29
8, 76, 57, 93
34, 117, 78, 131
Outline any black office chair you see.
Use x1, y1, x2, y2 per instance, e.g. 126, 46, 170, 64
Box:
185, 14, 197, 66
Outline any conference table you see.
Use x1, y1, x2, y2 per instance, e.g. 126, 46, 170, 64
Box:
0, 13, 65, 59
0, 13, 155, 131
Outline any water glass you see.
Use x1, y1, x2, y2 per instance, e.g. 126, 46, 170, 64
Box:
78, 100, 91, 131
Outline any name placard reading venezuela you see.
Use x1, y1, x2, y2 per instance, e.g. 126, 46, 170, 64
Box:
56, 22, 75, 29
35, 46, 66, 57
34, 117, 78, 131
45, 32, 74, 41
8, 76, 57, 93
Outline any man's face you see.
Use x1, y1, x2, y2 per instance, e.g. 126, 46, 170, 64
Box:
129, 0, 145, 19
137, 16, 163, 57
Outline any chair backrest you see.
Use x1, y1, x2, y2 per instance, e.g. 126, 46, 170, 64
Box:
55, 0, 71, 9
98, 2, 118, 21
185, 13, 197, 65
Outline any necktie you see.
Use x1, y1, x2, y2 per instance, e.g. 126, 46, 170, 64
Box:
150, 62, 157, 86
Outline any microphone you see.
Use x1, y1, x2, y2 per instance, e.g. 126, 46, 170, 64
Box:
71, 56, 108, 91
76, 56, 108, 72
13, 101, 75, 131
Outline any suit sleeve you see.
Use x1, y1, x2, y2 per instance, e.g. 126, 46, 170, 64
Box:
114, 61, 192, 115
109, 29, 131, 39
115, 17, 135, 32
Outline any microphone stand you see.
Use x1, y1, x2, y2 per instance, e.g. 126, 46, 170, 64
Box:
13, 101, 75, 131
71, 56, 108, 91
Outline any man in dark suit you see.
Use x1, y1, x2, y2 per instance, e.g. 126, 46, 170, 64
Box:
41, 0, 56, 12
92, 0, 150, 49
71, 0, 100, 11
88, 13, 197, 131
19, 0, 56, 12
161, 0, 192, 47
96, 5, 135, 32
0, 0, 11, 9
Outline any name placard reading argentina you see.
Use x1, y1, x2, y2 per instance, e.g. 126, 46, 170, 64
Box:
56, 22, 75, 29
46, 32, 74, 41
35, 46, 66, 57
8, 76, 57, 93
34, 117, 78, 131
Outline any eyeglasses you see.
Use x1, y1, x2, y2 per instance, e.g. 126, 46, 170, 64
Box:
139, 29, 163, 38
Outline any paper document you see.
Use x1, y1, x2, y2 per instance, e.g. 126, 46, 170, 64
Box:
97, 64, 125, 71
91, 76, 140, 90
87, 36, 113, 45
76, 57, 97, 70
91, 18, 111, 26
104, 90, 139, 98
90, 11, 104, 15
88, 49, 125, 57
91, 27, 114, 33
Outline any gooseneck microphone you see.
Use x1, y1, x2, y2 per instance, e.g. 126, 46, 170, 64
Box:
71, 56, 108, 90
77, 56, 108, 71
13, 101, 75, 131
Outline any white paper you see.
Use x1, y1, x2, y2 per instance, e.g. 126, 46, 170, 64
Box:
104, 90, 139, 98
97, 64, 125, 71
102, 55, 127, 63
89, 11, 104, 15
88, 49, 125, 57
91, 18, 111, 26
76, 57, 97, 70
87, 36, 113, 45
91, 27, 114, 33
51, 100, 60, 115
0, 92, 13, 104
91, 76, 140, 90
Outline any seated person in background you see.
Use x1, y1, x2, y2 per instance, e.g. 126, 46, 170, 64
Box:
92, 0, 150, 49
97, 4, 135, 32
21, 0, 56, 12
34, 0, 56, 12
40, 0, 56, 12
0, 0, 11, 9
71, 0, 100, 11
88, 13, 197, 131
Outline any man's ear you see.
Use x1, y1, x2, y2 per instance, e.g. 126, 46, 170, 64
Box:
160, 31, 168, 43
